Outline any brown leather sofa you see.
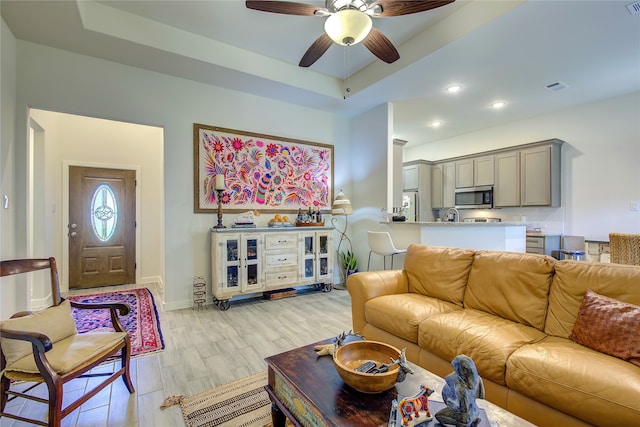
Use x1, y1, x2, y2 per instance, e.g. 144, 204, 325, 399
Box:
347, 244, 640, 427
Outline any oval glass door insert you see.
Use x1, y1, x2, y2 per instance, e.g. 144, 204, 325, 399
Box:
91, 184, 118, 241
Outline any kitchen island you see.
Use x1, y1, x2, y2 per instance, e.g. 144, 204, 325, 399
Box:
383, 221, 527, 253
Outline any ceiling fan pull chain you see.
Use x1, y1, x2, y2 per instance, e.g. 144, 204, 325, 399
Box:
344, 45, 351, 99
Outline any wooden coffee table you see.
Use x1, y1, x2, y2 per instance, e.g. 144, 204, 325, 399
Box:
264, 338, 536, 427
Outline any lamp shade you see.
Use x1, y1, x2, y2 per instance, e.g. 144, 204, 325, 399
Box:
332, 189, 353, 215
324, 9, 372, 46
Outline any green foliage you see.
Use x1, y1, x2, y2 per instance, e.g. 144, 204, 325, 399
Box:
338, 250, 358, 271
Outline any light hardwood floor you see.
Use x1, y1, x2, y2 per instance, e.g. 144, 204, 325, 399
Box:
1, 285, 353, 427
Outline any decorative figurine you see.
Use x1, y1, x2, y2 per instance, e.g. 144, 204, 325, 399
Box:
314, 330, 364, 356
435, 354, 485, 427
388, 399, 398, 427
398, 384, 435, 426
234, 210, 260, 225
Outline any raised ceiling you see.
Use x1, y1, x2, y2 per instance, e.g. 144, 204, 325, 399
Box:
2, 0, 639, 147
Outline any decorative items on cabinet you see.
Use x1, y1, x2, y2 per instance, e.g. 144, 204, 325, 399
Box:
214, 174, 225, 229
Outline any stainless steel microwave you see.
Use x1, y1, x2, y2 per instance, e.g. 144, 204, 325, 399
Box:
455, 186, 493, 209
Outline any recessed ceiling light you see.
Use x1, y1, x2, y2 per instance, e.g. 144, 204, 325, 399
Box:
430, 121, 442, 127
446, 84, 462, 93
491, 101, 506, 109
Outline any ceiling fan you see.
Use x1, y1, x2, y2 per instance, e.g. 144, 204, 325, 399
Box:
246, 0, 455, 67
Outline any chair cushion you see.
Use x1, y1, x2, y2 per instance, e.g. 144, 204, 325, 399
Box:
404, 244, 475, 306
569, 289, 640, 366
0, 299, 78, 366
5, 332, 127, 375
365, 293, 460, 343
506, 335, 640, 426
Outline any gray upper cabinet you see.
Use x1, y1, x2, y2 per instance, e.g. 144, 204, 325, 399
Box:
455, 156, 494, 188
403, 165, 419, 190
520, 143, 561, 207
494, 151, 520, 207
442, 162, 456, 208
428, 139, 562, 211
431, 164, 443, 209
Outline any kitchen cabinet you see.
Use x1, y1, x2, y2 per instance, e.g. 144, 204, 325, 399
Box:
442, 162, 456, 208
431, 164, 443, 209
403, 165, 419, 190
455, 156, 494, 188
526, 234, 561, 256
211, 227, 333, 310
520, 143, 561, 207
494, 151, 520, 207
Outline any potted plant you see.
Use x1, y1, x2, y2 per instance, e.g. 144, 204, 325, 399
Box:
338, 250, 358, 276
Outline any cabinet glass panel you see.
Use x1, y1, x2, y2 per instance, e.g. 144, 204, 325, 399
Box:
247, 264, 258, 285
226, 240, 239, 261
246, 239, 258, 260
304, 259, 314, 278
304, 236, 314, 255
227, 265, 239, 287
319, 258, 328, 276
319, 235, 328, 254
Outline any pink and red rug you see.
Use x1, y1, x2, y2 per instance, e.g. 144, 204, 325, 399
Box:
68, 288, 165, 357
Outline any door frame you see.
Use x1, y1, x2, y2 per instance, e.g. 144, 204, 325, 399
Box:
62, 161, 141, 293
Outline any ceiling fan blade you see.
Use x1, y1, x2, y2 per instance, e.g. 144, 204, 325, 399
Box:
246, 1, 321, 16
363, 28, 400, 64
373, 0, 455, 17
299, 33, 333, 67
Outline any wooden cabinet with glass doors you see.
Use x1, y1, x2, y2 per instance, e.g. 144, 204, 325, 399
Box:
211, 227, 333, 310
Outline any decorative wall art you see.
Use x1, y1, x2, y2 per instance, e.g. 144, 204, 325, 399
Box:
194, 124, 334, 213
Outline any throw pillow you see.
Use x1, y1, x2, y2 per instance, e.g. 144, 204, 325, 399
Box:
0, 299, 78, 367
569, 290, 640, 367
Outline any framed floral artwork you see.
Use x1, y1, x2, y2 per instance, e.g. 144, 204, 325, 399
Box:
194, 124, 334, 213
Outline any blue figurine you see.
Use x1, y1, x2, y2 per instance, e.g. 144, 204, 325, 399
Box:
435, 355, 485, 427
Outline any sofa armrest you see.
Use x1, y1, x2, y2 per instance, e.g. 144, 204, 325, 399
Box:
346, 270, 409, 333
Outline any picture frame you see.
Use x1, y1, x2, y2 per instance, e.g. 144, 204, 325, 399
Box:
194, 124, 334, 213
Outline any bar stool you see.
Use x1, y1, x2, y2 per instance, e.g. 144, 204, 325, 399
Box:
367, 231, 407, 271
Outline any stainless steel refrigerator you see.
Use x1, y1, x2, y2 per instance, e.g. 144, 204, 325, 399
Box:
402, 191, 419, 222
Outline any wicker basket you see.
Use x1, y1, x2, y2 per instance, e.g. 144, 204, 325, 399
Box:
609, 233, 640, 266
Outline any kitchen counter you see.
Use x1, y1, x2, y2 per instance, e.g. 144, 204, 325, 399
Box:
382, 221, 526, 252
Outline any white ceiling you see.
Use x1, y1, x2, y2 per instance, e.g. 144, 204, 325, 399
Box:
2, 0, 639, 147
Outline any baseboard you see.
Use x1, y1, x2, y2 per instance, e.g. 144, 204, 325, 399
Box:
30, 293, 52, 311
138, 275, 164, 289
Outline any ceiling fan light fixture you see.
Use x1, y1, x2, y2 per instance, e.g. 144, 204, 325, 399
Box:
324, 9, 372, 46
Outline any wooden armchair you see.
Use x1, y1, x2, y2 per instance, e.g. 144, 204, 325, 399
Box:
0, 258, 135, 426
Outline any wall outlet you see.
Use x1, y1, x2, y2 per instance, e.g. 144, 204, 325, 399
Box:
630, 201, 639, 211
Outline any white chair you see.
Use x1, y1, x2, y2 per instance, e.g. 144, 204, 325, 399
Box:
367, 231, 407, 271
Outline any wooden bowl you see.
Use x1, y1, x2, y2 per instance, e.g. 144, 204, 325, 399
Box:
333, 340, 401, 394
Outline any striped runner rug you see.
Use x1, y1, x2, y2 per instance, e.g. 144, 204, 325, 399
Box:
163, 371, 277, 427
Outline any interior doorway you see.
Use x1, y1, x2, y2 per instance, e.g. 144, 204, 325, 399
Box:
28, 109, 165, 297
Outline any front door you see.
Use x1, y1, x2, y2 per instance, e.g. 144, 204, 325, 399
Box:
69, 166, 136, 288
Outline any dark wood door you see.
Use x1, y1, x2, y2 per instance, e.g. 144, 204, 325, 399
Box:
69, 166, 136, 288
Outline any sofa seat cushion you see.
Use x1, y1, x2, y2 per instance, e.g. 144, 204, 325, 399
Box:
506, 335, 640, 426
418, 309, 546, 385
365, 293, 460, 344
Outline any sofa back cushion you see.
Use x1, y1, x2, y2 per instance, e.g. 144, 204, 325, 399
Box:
545, 261, 640, 338
405, 244, 475, 306
464, 251, 556, 330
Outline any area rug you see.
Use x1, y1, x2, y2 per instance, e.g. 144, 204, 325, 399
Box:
68, 287, 165, 357
161, 371, 285, 427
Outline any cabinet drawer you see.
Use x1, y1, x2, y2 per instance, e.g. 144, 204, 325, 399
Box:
265, 269, 298, 287
265, 234, 298, 249
526, 247, 545, 255
526, 237, 544, 248
266, 252, 298, 267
